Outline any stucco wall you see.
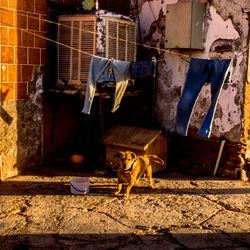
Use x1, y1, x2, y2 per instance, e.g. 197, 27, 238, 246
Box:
131, 0, 249, 176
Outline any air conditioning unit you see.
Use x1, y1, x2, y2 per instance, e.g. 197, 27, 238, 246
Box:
57, 14, 136, 85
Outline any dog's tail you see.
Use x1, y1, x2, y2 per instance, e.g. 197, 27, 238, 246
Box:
148, 155, 164, 166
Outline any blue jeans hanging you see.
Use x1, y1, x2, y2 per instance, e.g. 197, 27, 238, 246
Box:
176, 58, 232, 138
130, 58, 156, 79
81, 56, 131, 114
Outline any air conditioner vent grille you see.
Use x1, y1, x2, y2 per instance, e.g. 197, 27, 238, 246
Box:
106, 17, 136, 62
57, 16, 96, 84
57, 15, 136, 85
58, 21, 71, 82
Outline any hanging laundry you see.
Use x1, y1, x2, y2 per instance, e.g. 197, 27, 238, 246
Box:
97, 59, 115, 83
176, 57, 232, 138
81, 55, 131, 114
130, 57, 157, 79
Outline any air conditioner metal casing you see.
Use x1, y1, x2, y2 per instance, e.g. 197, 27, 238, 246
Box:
165, 2, 205, 49
57, 14, 136, 85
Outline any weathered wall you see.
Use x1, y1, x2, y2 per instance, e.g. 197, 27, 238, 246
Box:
131, 0, 249, 176
0, 0, 47, 180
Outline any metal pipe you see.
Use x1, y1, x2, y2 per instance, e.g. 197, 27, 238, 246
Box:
213, 139, 226, 176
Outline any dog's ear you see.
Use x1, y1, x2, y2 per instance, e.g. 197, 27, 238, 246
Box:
113, 151, 124, 159
131, 152, 137, 159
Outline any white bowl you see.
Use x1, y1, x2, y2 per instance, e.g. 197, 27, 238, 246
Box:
70, 177, 90, 195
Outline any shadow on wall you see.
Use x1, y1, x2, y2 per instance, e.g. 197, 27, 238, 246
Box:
0, 90, 13, 125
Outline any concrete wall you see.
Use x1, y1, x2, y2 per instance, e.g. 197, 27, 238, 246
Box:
131, 0, 249, 176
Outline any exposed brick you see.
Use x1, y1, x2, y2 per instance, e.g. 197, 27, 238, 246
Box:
9, 0, 17, 9
22, 65, 33, 82
35, 0, 47, 14
63, 0, 74, 5
0, 8, 14, 27
17, 0, 23, 10
16, 47, 28, 64
1, 46, 15, 64
9, 65, 22, 83
41, 48, 46, 65
8, 65, 16, 82
16, 11, 27, 29
28, 13, 40, 31
40, 15, 48, 32
22, 30, 34, 47
16, 82, 28, 99
23, 0, 35, 13
29, 48, 40, 64
0, 27, 9, 45
9, 28, 21, 46
35, 32, 46, 48
1, 65, 8, 82
1, 82, 15, 101
0, 0, 8, 8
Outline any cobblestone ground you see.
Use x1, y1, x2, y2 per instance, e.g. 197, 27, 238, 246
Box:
1, 167, 250, 249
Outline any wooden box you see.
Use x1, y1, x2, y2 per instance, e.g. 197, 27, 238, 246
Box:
103, 126, 167, 173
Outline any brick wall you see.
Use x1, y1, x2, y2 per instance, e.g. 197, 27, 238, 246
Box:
0, 0, 47, 102
49, 0, 78, 6
0, 0, 47, 179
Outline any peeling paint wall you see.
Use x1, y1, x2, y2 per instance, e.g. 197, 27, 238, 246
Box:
132, 0, 249, 142
131, 0, 249, 175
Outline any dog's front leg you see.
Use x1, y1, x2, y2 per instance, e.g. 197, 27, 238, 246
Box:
115, 183, 123, 196
124, 181, 135, 197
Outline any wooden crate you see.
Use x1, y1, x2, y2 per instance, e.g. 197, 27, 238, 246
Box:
103, 126, 167, 173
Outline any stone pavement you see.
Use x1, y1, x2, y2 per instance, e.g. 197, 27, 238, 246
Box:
0, 167, 250, 249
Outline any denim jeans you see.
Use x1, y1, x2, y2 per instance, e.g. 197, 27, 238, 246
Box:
81, 56, 131, 114
130, 59, 156, 79
176, 58, 232, 138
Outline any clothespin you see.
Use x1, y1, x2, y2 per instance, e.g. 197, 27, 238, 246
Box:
151, 57, 157, 77
108, 58, 114, 78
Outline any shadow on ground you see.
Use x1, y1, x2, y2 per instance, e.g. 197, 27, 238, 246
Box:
0, 180, 249, 196
1, 232, 250, 249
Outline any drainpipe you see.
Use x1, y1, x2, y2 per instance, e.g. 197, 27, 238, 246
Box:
213, 139, 226, 176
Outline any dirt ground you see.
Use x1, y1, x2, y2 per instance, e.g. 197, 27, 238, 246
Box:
1, 166, 250, 249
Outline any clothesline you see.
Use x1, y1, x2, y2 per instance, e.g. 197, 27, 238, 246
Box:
3, 22, 188, 60
0, 6, 247, 62
1, 22, 246, 64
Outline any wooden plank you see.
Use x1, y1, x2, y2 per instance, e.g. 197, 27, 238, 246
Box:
104, 126, 167, 173
103, 126, 161, 151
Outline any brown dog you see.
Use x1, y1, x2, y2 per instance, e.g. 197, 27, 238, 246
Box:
113, 151, 164, 197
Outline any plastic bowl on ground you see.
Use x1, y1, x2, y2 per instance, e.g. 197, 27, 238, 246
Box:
70, 177, 90, 195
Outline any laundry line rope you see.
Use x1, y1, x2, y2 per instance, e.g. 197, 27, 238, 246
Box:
0, 6, 247, 62
0, 5, 192, 59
